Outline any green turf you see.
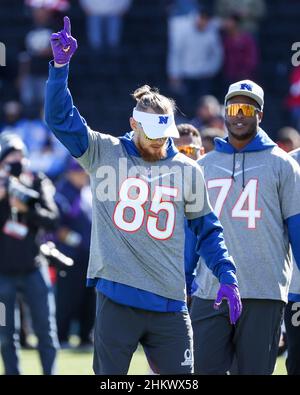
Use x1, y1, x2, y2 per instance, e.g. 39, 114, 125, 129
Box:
0, 347, 287, 375
273, 356, 287, 375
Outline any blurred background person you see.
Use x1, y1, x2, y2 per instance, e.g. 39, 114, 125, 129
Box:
167, 8, 223, 116
175, 123, 204, 160
190, 95, 224, 131
0, 133, 59, 375
54, 159, 95, 350
17, 4, 55, 110
222, 13, 259, 88
25, 0, 70, 13
200, 127, 225, 153
79, 0, 132, 53
276, 126, 300, 153
166, 0, 200, 96
286, 66, 300, 132
215, 0, 266, 36
0, 102, 23, 135
1, 102, 70, 180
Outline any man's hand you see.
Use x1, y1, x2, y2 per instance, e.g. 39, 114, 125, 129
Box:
50, 16, 77, 67
214, 284, 242, 325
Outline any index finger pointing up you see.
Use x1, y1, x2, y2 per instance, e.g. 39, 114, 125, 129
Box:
63, 16, 71, 35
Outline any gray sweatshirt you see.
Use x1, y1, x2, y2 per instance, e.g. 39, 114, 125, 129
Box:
194, 130, 300, 302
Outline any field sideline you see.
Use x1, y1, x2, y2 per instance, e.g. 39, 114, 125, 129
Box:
0, 347, 287, 375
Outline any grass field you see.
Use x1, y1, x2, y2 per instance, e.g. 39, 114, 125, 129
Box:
0, 346, 287, 375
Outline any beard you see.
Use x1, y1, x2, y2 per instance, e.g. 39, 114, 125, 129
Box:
225, 119, 257, 141
228, 129, 256, 141
135, 137, 167, 162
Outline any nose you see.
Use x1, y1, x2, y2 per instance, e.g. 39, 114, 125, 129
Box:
236, 109, 245, 119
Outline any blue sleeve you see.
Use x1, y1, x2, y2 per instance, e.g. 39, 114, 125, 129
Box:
185, 212, 237, 294
184, 220, 199, 295
44, 61, 89, 158
287, 213, 300, 270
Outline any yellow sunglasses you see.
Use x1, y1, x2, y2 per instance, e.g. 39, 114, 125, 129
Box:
225, 103, 260, 117
142, 130, 167, 142
177, 145, 200, 156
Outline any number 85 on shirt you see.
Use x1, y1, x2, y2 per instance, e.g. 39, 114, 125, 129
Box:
113, 178, 178, 240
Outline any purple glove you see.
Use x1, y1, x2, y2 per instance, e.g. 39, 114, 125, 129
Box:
50, 16, 77, 64
214, 284, 242, 325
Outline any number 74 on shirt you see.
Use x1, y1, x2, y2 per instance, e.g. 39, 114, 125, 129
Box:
207, 178, 261, 229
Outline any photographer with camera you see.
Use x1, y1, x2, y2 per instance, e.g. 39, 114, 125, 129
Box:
0, 132, 59, 375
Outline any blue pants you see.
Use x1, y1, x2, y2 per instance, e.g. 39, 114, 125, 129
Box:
93, 293, 193, 375
0, 266, 59, 375
284, 301, 300, 375
191, 298, 284, 375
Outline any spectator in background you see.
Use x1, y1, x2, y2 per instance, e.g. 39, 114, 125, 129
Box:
286, 66, 300, 132
0, 102, 36, 351
0, 133, 59, 375
175, 123, 204, 160
222, 14, 259, 87
0, 102, 23, 134
167, 8, 223, 115
166, 0, 200, 96
190, 95, 224, 131
0, 103, 65, 330
276, 127, 300, 153
201, 127, 225, 153
215, 0, 266, 36
79, 0, 132, 53
17, 4, 55, 110
54, 159, 95, 350
1, 103, 69, 180
25, 0, 69, 13
166, 0, 200, 17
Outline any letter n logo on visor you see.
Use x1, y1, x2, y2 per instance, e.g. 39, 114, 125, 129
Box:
159, 116, 169, 124
240, 83, 252, 91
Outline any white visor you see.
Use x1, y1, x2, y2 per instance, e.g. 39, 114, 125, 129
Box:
133, 108, 179, 139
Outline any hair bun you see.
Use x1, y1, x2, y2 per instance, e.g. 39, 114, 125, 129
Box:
132, 85, 152, 101
131, 84, 175, 114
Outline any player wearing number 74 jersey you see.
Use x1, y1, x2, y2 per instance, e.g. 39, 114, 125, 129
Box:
189, 80, 300, 375
45, 16, 242, 375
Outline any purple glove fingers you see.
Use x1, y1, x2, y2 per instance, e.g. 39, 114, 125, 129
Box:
214, 284, 242, 325
60, 31, 70, 47
231, 291, 242, 324
50, 16, 77, 64
51, 33, 61, 40
63, 15, 71, 34
229, 303, 237, 325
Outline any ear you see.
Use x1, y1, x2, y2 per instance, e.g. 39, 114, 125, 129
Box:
129, 117, 138, 131
200, 147, 205, 156
257, 111, 263, 124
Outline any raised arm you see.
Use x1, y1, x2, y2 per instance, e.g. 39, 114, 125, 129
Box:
45, 16, 88, 158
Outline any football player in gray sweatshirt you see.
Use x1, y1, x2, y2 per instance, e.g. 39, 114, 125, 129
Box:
187, 80, 300, 375
45, 16, 242, 375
